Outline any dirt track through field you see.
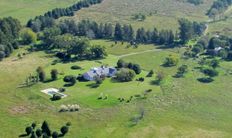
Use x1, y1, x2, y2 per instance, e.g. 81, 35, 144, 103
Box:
117, 49, 162, 58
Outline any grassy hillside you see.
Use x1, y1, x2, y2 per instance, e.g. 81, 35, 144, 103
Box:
1, 0, 232, 137
0, 0, 79, 24
72, 0, 213, 31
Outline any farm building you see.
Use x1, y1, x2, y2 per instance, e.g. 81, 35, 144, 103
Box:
83, 66, 117, 81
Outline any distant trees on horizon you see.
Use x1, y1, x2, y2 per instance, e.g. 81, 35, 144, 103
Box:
27, 0, 103, 32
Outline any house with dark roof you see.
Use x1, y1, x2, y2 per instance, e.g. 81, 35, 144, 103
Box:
83, 66, 117, 81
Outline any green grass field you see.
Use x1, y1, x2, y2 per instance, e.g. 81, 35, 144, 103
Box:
0, 0, 79, 24
1, 0, 232, 137
1, 40, 232, 137
72, 0, 213, 31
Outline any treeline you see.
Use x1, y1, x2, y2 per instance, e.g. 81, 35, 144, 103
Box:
26, 0, 103, 32
187, 0, 203, 5
40, 19, 204, 46
207, 0, 232, 19
39, 19, 176, 45
178, 18, 206, 43
0, 17, 21, 61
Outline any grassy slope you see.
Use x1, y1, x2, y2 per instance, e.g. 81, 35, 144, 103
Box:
0, 0, 80, 24
72, 0, 213, 31
1, 41, 232, 137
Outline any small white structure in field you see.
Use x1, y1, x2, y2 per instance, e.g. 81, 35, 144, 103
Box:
41, 88, 67, 98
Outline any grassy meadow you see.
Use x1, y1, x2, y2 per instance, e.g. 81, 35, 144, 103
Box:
72, 0, 213, 31
0, 40, 232, 137
1, 0, 232, 137
0, 0, 80, 24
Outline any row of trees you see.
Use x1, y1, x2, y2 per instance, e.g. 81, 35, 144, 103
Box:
187, 0, 203, 5
207, 0, 232, 19
27, 0, 103, 32
0, 17, 21, 60
36, 66, 59, 82
40, 18, 205, 46
24, 121, 70, 138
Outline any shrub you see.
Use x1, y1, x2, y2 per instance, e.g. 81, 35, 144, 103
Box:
51, 94, 62, 101
31, 122, 36, 129
210, 59, 220, 68
66, 122, 72, 126
155, 71, 165, 85
60, 126, 69, 136
117, 59, 126, 68
132, 64, 141, 74
71, 65, 82, 70
164, 54, 179, 67
176, 65, 188, 77
202, 67, 218, 78
35, 129, 42, 137
56, 52, 66, 59
115, 68, 136, 82
137, 77, 145, 82
60, 105, 68, 112
63, 75, 76, 85
59, 88, 66, 92
25, 126, 33, 135
146, 70, 154, 77
52, 131, 59, 138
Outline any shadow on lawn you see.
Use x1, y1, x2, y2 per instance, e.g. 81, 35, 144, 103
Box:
19, 134, 28, 137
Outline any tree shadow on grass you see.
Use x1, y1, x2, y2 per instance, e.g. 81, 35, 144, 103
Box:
86, 83, 99, 88
197, 77, 214, 83
150, 80, 161, 86
63, 83, 75, 87
19, 134, 28, 137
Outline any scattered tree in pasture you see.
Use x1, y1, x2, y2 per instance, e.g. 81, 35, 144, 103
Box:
176, 65, 188, 77
210, 59, 220, 68
36, 66, 46, 82
60, 125, 69, 136
90, 45, 107, 59
164, 54, 179, 67
147, 70, 154, 77
63, 75, 76, 86
155, 71, 165, 85
51, 69, 58, 80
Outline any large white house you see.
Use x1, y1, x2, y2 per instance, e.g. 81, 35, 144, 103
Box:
83, 66, 117, 81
